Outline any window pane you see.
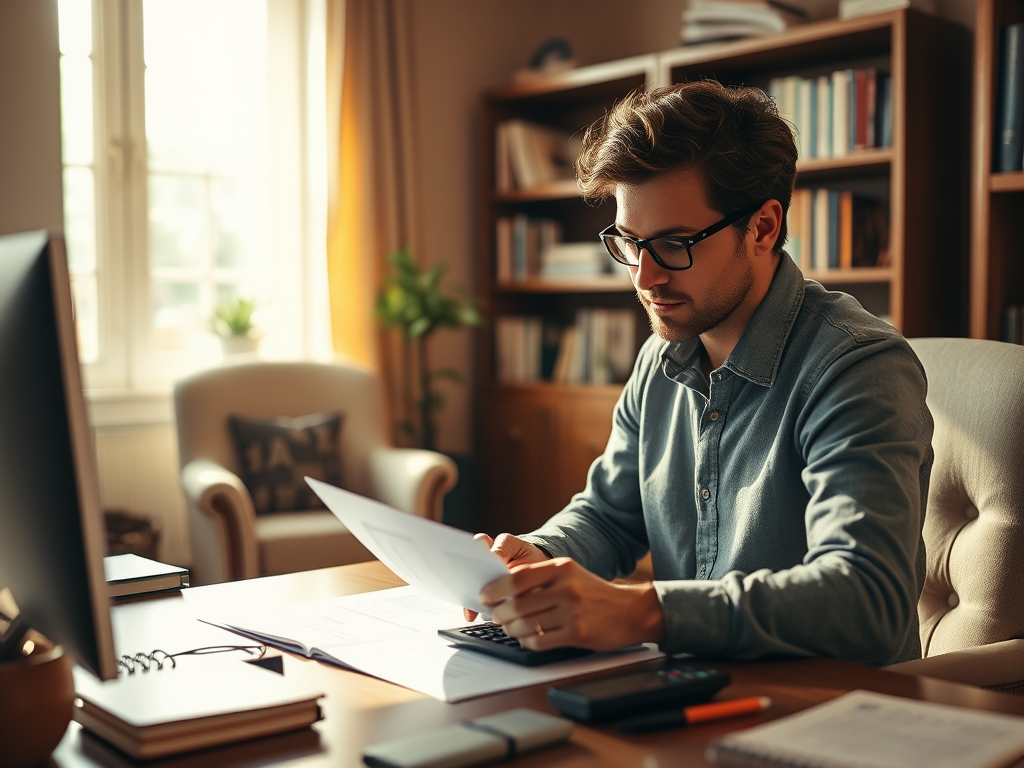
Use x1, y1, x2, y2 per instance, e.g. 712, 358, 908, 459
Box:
143, 0, 267, 177
60, 57, 94, 165
152, 281, 201, 352
70, 275, 99, 364
57, 0, 92, 57
149, 174, 207, 270
63, 166, 97, 272
210, 180, 268, 271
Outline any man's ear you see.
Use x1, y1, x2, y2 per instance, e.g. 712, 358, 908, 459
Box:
751, 199, 784, 256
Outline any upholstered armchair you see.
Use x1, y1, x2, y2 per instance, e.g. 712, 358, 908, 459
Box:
174, 360, 458, 585
886, 338, 1024, 692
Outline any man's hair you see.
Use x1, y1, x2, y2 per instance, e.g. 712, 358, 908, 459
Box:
576, 80, 798, 253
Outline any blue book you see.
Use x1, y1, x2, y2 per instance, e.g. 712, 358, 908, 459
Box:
878, 73, 893, 149
997, 23, 1024, 172
808, 79, 818, 159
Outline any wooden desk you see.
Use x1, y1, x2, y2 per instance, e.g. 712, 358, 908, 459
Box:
52, 561, 1024, 767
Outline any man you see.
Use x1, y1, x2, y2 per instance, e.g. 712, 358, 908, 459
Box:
469, 80, 933, 665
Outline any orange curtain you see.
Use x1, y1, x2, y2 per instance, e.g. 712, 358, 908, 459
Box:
325, 0, 418, 442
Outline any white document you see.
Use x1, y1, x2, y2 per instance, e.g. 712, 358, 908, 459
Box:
213, 585, 663, 703
707, 689, 1024, 768
306, 477, 508, 615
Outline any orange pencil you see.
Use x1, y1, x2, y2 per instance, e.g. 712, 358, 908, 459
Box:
617, 696, 771, 734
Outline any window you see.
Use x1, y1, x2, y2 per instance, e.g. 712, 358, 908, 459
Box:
58, 0, 328, 398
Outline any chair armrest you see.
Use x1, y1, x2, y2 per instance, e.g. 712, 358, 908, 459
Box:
885, 639, 1024, 691
180, 459, 260, 584
367, 448, 458, 522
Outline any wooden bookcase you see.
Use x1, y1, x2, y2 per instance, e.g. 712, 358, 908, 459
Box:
971, 0, 1024, 340
476, 12, 970, 534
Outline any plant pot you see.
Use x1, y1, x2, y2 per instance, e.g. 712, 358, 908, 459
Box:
0, 637, 75, 767
219, 335, 260, 358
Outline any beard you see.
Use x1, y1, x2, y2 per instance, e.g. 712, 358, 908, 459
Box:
638, 239, 755, 343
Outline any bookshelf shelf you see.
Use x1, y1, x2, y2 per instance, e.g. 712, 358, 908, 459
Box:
475, 10, 970, 532
990, 170, 1024, 192
494, 277, 634, 294
797, 149, 892, 178
807, 267, 896, 284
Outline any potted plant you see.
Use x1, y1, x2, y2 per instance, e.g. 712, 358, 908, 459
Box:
376, 249, 482, 452
210, 297, 260, 357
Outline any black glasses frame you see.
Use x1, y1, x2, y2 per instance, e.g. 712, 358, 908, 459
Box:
599, 203, 763, 271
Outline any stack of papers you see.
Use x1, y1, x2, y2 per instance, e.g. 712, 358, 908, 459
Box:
210, 480, 663, 702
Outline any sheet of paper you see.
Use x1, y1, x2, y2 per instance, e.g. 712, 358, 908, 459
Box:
213, 585, 664, 703
306, 478, 508, 614
710, 689, 1024, 768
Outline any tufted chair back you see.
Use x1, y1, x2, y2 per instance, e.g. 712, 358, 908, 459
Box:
908, 338, 1024, 657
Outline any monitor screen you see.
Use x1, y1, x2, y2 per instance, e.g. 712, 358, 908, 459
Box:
0, 230, 117, 680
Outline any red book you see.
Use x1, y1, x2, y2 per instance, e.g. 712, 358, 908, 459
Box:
864, 68, 877, 148
854, 69, 868, 150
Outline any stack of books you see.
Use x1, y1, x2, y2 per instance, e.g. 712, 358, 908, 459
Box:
539, 242, 619, 279
769, 68, 893, 161
787, 188, 889, 272
681, 1, 805, 46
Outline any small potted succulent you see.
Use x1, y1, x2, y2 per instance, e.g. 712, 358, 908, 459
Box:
210, 297, 260, 357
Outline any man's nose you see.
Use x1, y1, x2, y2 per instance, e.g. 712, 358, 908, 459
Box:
631, 246, 670, 291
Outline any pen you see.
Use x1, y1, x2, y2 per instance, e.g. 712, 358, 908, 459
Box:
616, 695, 771, 734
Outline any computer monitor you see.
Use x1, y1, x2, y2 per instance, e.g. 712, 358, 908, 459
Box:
0, 230, 118, 680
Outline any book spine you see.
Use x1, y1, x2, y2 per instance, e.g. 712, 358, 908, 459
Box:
817, 75, 832, 160
827, 190, 840, 269
997, 23, 1024, 172
855, 69, 868, 150
839, 191, 853, 270
831, 70, 848, 158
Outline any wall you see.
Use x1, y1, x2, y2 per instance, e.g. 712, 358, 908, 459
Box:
0, 0, 64, 237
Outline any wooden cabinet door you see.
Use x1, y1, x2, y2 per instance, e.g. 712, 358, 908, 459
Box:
553, 390, 618, 511
478, 390, 553, 535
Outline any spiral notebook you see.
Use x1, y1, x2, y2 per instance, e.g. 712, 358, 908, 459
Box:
706, 689, 1024, 768
73, 654, 324, 759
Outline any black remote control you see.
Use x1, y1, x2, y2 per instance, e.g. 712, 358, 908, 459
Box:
438, 623, 593, 666
547, 663, 731, 723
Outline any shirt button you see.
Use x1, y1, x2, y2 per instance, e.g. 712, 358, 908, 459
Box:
713, 372, 722, 381
701, 489, 710, 500
709, 411, 719, 421
699, 565, 706, 577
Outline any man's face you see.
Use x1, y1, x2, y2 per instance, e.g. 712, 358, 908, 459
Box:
614, 168, 755, 343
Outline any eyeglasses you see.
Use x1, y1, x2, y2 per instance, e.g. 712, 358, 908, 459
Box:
599, 203, 762, 271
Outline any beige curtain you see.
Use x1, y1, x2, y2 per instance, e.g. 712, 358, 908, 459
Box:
325, 0, 418, 445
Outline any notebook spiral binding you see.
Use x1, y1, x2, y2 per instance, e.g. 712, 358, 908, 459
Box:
116, 644, 268, 674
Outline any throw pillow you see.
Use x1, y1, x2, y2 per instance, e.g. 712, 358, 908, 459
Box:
228, 411, 343, 514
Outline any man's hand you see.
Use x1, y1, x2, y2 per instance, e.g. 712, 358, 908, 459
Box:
478, 557, 665, 652
463, 533, 549, 621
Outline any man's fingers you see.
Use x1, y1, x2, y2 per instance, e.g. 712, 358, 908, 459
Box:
479, 557, 569, 607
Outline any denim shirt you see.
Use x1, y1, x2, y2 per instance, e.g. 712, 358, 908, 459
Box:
520, 254, 933, 665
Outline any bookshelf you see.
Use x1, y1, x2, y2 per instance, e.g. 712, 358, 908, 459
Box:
972, 0, 1024, 341
476, 12, 970, 533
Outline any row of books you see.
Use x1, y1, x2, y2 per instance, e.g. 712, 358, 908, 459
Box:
495, 215, 624, 281
787, 188, 890, 272
1002, 304, 1024, 344
495, 309, 637, 385
494, 118, 581, 191
996, 23, 1024, 172
769, 68, 892, 161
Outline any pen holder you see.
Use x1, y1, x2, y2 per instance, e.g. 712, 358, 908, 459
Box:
0, 633, 75, 768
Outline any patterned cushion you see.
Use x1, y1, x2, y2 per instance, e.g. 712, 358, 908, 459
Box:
228, 412, 343, 514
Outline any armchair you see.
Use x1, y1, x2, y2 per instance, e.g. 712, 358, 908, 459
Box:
886, 338, 1024, 692
174, 360, 458, 585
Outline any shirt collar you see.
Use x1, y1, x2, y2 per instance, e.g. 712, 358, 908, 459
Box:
660, 253, 805, 388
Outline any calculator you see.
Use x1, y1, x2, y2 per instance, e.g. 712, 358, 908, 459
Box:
438, 622, 594, 666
